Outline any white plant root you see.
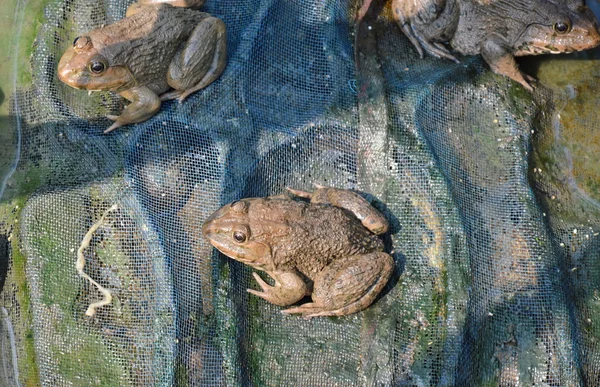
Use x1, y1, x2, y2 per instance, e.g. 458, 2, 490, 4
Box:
76, 204, 118, 316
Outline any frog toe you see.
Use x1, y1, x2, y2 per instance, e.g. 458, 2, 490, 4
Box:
247, 288, 294, 307
247, 271, 308, 306
247, 288, 272, 302
282, 303, 349, 319
285, 187, 313, 199
281, 303, 320, 317
177, 89, 196, 102
520, 80, 534, 92
159, 90, 184, 101
104, 116, 124, 133
251, 272, 271, 291
432, 43, 460, 63
421, 40, 458, 63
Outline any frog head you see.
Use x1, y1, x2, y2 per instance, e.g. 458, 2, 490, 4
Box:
513, 2, 600, 55
202, 199, 291, 270
57, 35, 135, 92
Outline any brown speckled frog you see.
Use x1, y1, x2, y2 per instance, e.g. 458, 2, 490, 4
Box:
202, 186, 395, 318
57, 0, 226, 133
393, 0, 600, 90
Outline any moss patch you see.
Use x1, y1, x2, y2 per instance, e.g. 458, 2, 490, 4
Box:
1, 197, 40, 386
529, 50, 600, 222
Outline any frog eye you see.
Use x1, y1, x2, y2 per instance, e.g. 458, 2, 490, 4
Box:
89, 61, 106, 74
553, 21, 571, 34
233, 231, 247, 243
232, 225, 250, 243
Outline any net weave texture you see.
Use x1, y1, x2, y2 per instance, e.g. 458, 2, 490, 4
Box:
1, 0, 600, 386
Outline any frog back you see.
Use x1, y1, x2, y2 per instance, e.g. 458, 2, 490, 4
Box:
271, 203, 385, 278
89, 5, 208, 93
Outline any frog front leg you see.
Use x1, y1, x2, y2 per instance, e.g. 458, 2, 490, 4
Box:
105, 86, 161, 133
480, 37, 534, 91
161, 17, 227, 102
287, 186, 389, 235
282, 252, 394, 318
248, 270, 309, 306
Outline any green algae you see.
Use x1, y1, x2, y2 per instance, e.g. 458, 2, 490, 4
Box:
531, 50, 600, 220
1, 1, 66, 382
0, 163, 50, 386
22, 191, 131, 387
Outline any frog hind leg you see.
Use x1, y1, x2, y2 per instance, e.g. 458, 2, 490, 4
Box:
392, 0, 425, 58
287, 186, 388, 235
282, 252, 394, 318
480, 37, 534, 91
392, 0, 459, 63
408, 27, 459, 63
135, 0, 206, 9
161, 17, 227, 102
126, 1, 205, 18
105, 86, 161, 133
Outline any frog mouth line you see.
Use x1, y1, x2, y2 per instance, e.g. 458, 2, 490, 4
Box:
513, 21, 597, 56
205, 234, 257, 264
516, 44, 576, 56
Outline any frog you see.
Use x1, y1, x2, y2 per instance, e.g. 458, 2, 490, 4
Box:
57, 0, 226, 133
202, 186, 395, 318
392, 0, 600, 90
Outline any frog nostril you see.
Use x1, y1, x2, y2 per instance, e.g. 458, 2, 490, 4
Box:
58, 66, 71, 81
201, 221, 213, 236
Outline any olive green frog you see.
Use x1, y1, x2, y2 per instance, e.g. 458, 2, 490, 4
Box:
58, 0, 226, 133
393, 0, 600, 90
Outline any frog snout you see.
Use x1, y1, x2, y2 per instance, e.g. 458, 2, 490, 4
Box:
201, 214, 220, 236
201, 219, 213, 237
57, 62, 84, 89
57, 64, 73, 84
57, 50, 76, 81
202, 210, 224, 237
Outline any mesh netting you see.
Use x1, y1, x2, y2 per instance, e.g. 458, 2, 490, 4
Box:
1, 0, 600, 385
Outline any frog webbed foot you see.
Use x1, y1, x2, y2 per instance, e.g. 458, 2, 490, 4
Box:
247, 271, 309, 307
391, 0, 460, 63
